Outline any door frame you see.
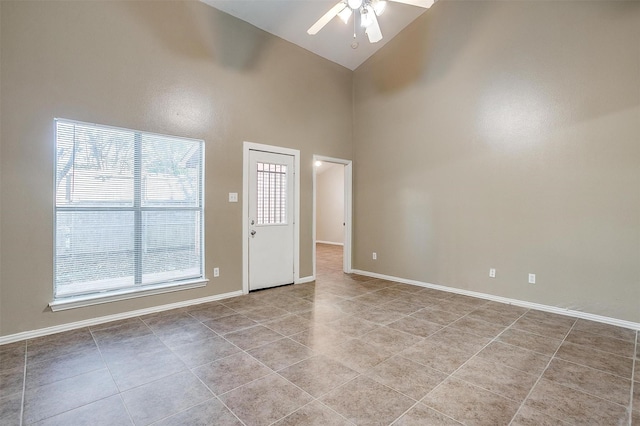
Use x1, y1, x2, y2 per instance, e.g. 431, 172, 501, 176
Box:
312, 155, 353, 277
243, 142, 300, 295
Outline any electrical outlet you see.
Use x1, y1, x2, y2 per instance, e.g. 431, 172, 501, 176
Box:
213, 267, 220, 278
489, 268, 496, 278
372, 252, 377, 260
528, 273, 536, 284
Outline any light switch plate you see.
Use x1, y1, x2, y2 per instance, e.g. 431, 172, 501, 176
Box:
228, 192, 238, 202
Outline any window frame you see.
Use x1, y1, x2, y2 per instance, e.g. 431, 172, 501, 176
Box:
50, 118, 207, 311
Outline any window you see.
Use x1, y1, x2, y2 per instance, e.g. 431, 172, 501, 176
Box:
54, 119, 204, 301
256, 162, 287, 225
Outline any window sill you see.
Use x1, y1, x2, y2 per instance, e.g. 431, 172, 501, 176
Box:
49, 279, 209, 312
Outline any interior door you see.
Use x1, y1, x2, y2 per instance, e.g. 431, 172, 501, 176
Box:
248, 150, 295, 290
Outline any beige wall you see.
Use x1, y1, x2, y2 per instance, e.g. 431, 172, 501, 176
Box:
0, 1, 352, 336
353, 1, 640, 322
317, 163, 345, 244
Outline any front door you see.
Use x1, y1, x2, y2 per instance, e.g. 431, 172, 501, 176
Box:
248, 150, 295, 290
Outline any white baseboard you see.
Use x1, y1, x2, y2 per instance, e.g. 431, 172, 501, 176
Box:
315, 240, 344, 246
351, 269, 640, 331
296, 275, 315, 284
0, 290, 244, 345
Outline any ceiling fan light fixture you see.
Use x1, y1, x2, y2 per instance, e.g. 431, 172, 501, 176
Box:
347, 0, 363, 10
360, 6, 373, 27
338, 6, 353, 24
373, 0, 387, 16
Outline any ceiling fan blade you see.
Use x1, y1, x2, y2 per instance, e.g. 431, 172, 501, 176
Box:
307, 2, 347, 35
388, 0, 435, 8
365, 11, 383, 43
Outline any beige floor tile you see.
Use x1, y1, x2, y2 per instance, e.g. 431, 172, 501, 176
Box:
289, 325, 352, 352
23, 368, 118, 424
90, 318, 154, 346
379, 299, 425, 315
278, 355, 358, 398
555, 341, 633, 378
422, 377, 520, 425
272, 400, 351, 426
520, 310, 576, 328
27, 328, 97, 365
361, 327, 423, 353
0, 367, 24, 398
0, 342, 26, 373
321, 376, 415, 425
448, 316, 507, 338
524, 378, 629, 425
264, 314, 312, 336
25, 347, 104, 390
543, 358, 631, 406
224, 325, 284, 350
324, 339, 393, 373
511, 316, 573, 340
465, 307, 523, 326
152, 398, 242, 426
248, 338, 314, 371
510, 405, 570, 426
452, 356, 539, 402
121, 370, 212, 425
170, 335, 239, 368
392, 403, 462, 425
497, 328, 563, 356
410, 308, 465, 325
564, 329, 635, 357
573, 319, 637, 342
401, 338, 478, 375
193, 352, 272, 395
106, 345, 187, 391
140, 310, 200, 333
187, 303, 237, 322
366, 356, 447, 400
220, 374, 313, 426
0, 393, 22, 426
386, 316, 443, 338
298, 304, 348, 323
476, 341, 550, 376
31, 394, 131, 426
154, 322, 218, 348
326, 315, 379, 337
353, 307, 406, 325
202, 314, 257, 334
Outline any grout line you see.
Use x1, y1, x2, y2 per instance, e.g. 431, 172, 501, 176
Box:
629, 331, 637, 426
90, 328, 138, 425
508, 318, 577, 426
19, 341, 27, 426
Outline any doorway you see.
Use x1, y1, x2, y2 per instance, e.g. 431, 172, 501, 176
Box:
243, 142, 300, 293
312, 155, 353, 279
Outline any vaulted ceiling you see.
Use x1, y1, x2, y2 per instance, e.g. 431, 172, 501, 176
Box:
201, 0, 429, 70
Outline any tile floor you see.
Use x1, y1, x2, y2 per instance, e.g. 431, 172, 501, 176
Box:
0, 243, 638, 425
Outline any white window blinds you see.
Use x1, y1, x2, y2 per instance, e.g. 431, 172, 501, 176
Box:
54, 119, 204, 299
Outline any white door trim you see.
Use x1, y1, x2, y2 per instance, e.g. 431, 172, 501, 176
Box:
312, 155, 353, 277
243, 142, 300, 294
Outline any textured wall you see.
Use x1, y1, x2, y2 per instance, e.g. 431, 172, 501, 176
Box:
317, 164, 345, 244
0, 1, 352, 335
353, 1, 640, 322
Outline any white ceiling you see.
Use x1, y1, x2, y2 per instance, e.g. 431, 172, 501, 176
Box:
201, 0, 429, 70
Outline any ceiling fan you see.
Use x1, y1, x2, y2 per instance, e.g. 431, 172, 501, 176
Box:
307, 0, 435, 44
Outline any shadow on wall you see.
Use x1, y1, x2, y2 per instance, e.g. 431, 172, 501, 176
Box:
364, 0, 488, 94
122, 1, 268, 71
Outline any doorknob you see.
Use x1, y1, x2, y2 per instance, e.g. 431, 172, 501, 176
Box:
250, 230, 256, 236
